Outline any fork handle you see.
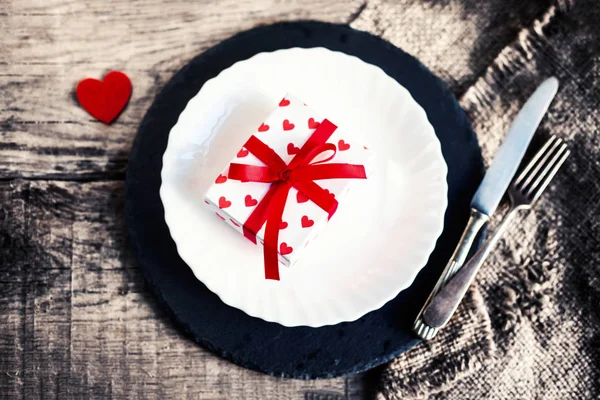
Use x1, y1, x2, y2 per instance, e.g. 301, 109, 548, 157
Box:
412, 208, 488, 340
422, 207, 520, 329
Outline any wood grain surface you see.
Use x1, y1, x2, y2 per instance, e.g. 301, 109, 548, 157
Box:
1, 0, 364, 180
0, 0, 552, 398
1, 1, 371, 398
0, 180, 367, 399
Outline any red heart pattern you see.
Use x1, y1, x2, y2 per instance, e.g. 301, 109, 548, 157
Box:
301, 215, 314, 228
215, 174, 227, 184
208, 96, 367, 269
338, 140, 350, 151
245, 194, 258, 207
287, 143, 300, 155
296, 191, 309, 203
218, 196, 231, 209
280, 242, 293, 255
308, 117, 320, 129
283, 119, 295, 131
76, 71, 132, 124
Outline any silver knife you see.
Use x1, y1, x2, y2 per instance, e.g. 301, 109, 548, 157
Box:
413, 77, 559, 340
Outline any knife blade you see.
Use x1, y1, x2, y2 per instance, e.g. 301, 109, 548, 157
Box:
470, 77, 559, 215
413, 77, 559, 340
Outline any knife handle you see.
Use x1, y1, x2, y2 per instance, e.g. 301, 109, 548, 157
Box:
422, 207, 518, 329
412, 208, 488, 340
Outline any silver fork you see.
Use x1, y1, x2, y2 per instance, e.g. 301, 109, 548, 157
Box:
422, 135, 570, 330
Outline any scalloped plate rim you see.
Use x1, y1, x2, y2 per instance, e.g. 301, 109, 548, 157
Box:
160, 47, 448, 327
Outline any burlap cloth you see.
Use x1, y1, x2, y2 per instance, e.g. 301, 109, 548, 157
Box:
349, 0, 600, 398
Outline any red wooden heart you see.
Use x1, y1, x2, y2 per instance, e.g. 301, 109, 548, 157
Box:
301, 215, 314, 228
215, 174, 227, 184
287, 143, 300, 155
308, 117, 320, 129
237, 148, 249, 157
245, 194, 258, 207
279, 221, 288, 229
296, 191, 309, 203
218, 196, 231, 209
76, 71, 132, 124
258, 123, 270, 132
338, 140, 350, 151
283, 119, 295, 131
280, 242, 293, 255
279, 98, 290, 107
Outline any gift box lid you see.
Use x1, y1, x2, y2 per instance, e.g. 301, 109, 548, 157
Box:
204, 93, 373, 274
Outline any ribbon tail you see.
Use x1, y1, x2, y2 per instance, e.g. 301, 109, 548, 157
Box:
293, 180, 339, 218
243, 183, 279, 243
291, 163, 367, 181
228, 163, 278, 182
263, 182, 291, 280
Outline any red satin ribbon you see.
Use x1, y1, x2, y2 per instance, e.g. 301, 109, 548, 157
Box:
227, 119, 367, 280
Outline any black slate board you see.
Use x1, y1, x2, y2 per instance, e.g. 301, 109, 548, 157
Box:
125, 21, 484, 379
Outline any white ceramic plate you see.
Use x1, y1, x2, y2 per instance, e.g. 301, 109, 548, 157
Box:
160, 48, 448, 327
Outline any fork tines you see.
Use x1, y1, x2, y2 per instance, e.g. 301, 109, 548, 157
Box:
514, 135, 570, 202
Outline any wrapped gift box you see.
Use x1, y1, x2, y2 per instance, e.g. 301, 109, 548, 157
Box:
204, 94, 372, 279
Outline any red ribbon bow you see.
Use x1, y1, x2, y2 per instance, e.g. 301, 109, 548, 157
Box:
227, 119, 367, 280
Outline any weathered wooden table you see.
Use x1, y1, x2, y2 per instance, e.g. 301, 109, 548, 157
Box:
0, 1, 371, 399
